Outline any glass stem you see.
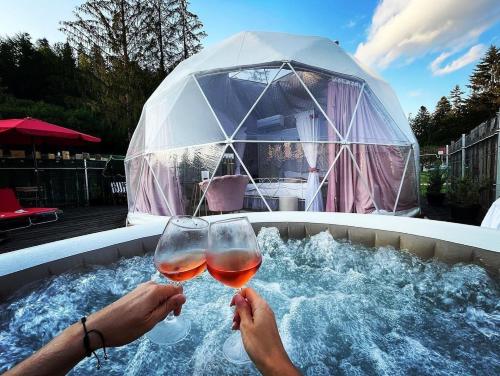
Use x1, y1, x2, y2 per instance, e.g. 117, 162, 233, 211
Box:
164, 280, 183, 323
232, 286, 245, 326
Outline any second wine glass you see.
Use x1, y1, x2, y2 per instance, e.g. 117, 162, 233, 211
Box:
146, 215, 209, 345
206, 217, 262, 364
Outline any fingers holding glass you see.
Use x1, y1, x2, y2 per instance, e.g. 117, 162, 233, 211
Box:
146, 216, 208, 346
206, 217, 262, 364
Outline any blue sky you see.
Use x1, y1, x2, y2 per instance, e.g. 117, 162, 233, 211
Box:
0, 0, 499, 117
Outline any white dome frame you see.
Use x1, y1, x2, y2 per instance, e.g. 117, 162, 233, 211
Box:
125, 32, 420, 218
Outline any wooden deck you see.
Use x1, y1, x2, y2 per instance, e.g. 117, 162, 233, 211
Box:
0, 199, 474, 254
0, 205, 128, 254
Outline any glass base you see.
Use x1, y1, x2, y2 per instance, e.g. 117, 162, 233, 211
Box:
146, 315, 191, 345
222, 331, 251, 364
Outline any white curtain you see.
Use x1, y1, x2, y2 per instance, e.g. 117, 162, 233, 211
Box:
295, 110, 323, 211
234, 141, 246, 175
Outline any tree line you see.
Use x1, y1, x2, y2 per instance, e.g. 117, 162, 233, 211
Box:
0, 0, 205, 153
410, 45, 500, 147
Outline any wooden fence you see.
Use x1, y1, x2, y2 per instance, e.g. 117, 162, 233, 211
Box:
448, 111, 500, 209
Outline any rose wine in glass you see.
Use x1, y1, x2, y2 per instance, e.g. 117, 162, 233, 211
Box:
146, 216, 208, 346
157, 251, 206, 282
206, 249, 262, 288
206, 217, 262, 364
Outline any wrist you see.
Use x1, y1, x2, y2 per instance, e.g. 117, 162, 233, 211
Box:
61, 323, 90, 361
84, 314, 107, 351
260, 350, 298, 376
68, 317, 104, 353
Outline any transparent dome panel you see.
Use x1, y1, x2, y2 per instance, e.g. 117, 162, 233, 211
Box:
327, 145, 415, 213
134, 144, 226, 216
125, 156, 145, 212
289, 64, 364, 141
234, 142, 331, 211
347, 86, 410, 146
196, 65, 286, 138
394, 148, 419, 213
195, 144, 271, 214
127, 111, 146, 158
232, 67, 340, 142
145, 76, 226, 152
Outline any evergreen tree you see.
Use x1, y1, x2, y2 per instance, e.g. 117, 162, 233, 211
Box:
0, 0, 207, 152
410, 106, 432, 145
449, 85, 464, 113
60, 0, 151, 138
141, 0, 178, 76
432, 96, 453, 144
60, 0, 146, 66
433, 96, 452, 118
467, 45, 500, 120
410, 45, 498, 145
170, 0, 206, 63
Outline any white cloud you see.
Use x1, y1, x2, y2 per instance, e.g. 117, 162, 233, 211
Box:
345, 20, 356, 28
430, 44, 486, 75
408, 89, 423, 97
354, 0, 500, 69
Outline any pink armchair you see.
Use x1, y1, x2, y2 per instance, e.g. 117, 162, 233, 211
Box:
199, 175, 249, 212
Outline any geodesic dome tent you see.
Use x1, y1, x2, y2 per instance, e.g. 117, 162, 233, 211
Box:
125, 31, 420, 220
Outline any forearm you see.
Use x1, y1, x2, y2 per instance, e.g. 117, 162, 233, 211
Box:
258, 351, 301, 376
5, 322, 88, 376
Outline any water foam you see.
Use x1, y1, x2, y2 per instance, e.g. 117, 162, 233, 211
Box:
1, 228, 499, 375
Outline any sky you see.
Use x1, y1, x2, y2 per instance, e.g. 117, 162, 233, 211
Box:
0, 0, 499, 118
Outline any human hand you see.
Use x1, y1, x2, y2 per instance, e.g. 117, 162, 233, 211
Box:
231, 288, 300, 376
85, 281, 186, 349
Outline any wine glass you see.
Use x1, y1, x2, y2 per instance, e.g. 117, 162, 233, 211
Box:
146, 215, 209, 345
206, 217, 262, 364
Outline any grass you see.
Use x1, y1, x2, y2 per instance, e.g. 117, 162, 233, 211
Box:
419, 169, 449, 196
419, 171, 429, 195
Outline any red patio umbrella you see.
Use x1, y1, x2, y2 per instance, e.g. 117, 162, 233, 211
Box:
0, 117, 101, 205
0, 117, 101, 145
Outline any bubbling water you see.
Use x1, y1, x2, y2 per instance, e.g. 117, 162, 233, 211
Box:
1, 228, 499, 375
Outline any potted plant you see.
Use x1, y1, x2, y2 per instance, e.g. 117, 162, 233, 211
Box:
426, 164, 446, 206
448, 176, 482, 224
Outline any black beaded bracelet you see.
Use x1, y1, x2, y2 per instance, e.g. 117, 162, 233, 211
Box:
81, 317, 109, 369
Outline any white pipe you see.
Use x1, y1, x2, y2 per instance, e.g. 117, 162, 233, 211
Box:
344, 83, 365, 140
145, 157, 175, 215
392, 148, 412, 214
84, 158, 89, 206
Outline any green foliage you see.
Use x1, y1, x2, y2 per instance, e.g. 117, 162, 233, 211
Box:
427, 163, 446, 194
409, 106, 432, 145
447, 175, 487, 206
411, 45, 499, 146
0, 0, 206, 154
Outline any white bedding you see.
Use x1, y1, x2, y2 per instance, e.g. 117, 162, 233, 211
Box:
245, 181, 307, 199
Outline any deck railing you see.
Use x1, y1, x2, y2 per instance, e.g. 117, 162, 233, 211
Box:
0, 155, 125, 207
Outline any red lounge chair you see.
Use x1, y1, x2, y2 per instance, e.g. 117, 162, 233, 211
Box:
0, 188, 59, 231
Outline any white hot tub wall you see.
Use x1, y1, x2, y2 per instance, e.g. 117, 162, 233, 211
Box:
1, 212, 499, 300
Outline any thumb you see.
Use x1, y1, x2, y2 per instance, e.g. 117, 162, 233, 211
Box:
152, 294, 186, 323
233, 294, 252, 325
